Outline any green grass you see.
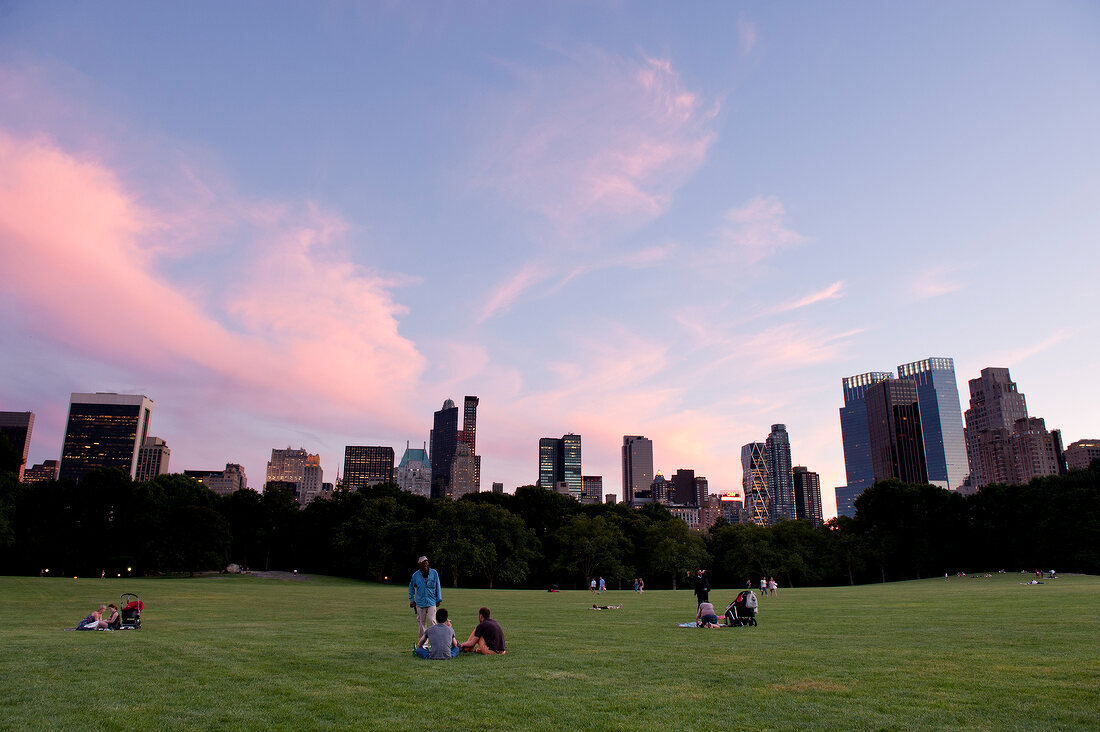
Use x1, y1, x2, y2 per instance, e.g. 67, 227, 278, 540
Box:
1, 573, 1097, 730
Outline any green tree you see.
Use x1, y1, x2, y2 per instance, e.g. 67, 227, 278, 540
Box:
645, 519, 708, 589
553, 514, 631, 588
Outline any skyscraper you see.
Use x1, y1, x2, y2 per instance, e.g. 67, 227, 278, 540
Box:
865, 379, 928, 485
266, 447, 318, 486
837, 372, 893, 518
963, 368, 1030, 489
741, 442, 770, 526
430, 399, 459, 499
135, 436, 170, 482
793, 466, 823, 527
459, 396, 481, 492
897, 357, 967, 490
766, 424, 794, 522
343, 445, 395, 489
60, 393, 153, 482
536, 433, 582, 499
621, 435, 653, 506
0, 411, 34, 481
670, 468, 697, 505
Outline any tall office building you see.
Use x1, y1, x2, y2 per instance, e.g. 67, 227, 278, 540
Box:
60, 393, 154, 482
450, 442, 477, 498
865, 379, 928, 485
458, 396, 481, 492
741, 442, 770, 526
396, 442, 431, 497
135, 436, 171, 482
343, 445, 395, 490
897, 357, 967, 490
621, 435, 654, 506
0, 411, 34, 481
837, 372, 893, 518
538, 437, 560, 489
670, 468, 697, 505
963, 368, 1030, 489
1010, 417, 1060, 484
537, 434, 582, 499
265, 447, 318, 486
581, 475, 603, 504
1064, 439, 1100, 472
430, 399, 459, 499
300, 463, 324, 505
793, 466, 823, 527
766, 424, 794, 522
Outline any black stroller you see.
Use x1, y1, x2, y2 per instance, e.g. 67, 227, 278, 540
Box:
725, 590, 758, 627
120, 593, 143, 630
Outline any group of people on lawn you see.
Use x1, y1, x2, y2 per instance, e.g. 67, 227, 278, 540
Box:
76, 603, 120, 630
409, 556, 505, 660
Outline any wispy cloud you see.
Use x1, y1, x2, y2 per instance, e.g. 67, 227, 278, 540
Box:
772, 280, 845, 314
715, 195, 807, 264
989, 328, 1070, 365
0, 128, 425, 427
737, 16, 758, 56
908, 266, 962, 300
476, 49, 718, 237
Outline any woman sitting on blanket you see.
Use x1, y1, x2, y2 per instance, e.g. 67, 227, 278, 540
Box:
696, 601, 720, 628
78, 605, 108, 630
103, 603, 121, 630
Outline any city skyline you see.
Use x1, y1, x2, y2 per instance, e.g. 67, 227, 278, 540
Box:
2, 4, 1099, 517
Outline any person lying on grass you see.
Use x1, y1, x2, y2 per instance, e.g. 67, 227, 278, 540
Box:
696, 601, 721, 628
591, 604, 622, 610
414, 607, 460, 659
459, 606, 506, 655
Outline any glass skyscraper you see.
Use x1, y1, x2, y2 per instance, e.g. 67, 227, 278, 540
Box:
60, 393, 153, 482
621, 435, 653, 506
897, 357, 967, 491
766, 424, 794, 523
741, 441, 770, 526
837, 372, 893, 518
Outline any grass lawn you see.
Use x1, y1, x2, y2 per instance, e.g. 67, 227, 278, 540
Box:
0, 573, 1097, 730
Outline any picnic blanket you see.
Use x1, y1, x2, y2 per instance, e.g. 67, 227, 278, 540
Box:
677, 622, 739, 628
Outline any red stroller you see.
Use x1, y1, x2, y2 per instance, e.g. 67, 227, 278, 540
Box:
120, 593, 143, 630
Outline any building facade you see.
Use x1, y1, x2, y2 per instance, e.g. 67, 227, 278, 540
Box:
792, 466, 823, 527
343, 445, 395, 490
670, 468, 697, 506
430, 399, 459, 499
199, 464, 248, 496
1064, 439, 1100, 472
135, 436, 171, 482
537, 433, 582, 499
963, 368, 1029, 489
266, 447, 318, 486
742, 442, 770, 526
459, 396, 481, 492
897, 357, 968, 490
865, 379, 928, 485
22, 460, 59, 484
621, 435, 653, 506
581, 475, 603, 504
837, 372, 894, 517
60, 393, 154, 482
396, 443, 431, 497
766, 424, 794, 522
0, 411, 34, 481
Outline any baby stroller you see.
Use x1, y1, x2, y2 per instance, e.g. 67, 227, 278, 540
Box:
120, 593, 143, 630
725, 590, 758, 627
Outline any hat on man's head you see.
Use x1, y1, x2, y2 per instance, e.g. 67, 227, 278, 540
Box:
417, 556, 428, 563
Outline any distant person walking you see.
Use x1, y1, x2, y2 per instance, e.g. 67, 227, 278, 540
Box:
760, 577, 768, 597
769, 577, 778, 596
598, 577, 606, 594
409, 555, 443, 640
590, 578, 598, 595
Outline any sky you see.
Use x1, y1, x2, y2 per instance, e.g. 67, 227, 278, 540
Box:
2, 2, 1099, 518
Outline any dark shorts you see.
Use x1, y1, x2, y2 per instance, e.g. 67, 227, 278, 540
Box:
700, 614, 719, 625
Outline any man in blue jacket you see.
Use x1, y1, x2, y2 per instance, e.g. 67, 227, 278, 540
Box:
409, 555, 443, 640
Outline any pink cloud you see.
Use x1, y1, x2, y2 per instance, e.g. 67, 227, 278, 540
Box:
908, 266, 962, 300
0, 129, 424, 428
772, 280, 845, 313
737, 16, 758, 56
717, 195, 808, 264
477, 50, 718, 237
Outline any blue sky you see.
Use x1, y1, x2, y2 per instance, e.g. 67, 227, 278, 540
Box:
2, 2, 1098, 516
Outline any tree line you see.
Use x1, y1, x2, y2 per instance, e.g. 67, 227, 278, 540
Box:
0, 459, 1096, 587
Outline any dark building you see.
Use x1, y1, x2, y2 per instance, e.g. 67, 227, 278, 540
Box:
581, 475, 603, 504
537, 433, 582, 499
22, 460, 59, 484
343, 445, 395, 489
430, 399, 459, 499
670, 468, 697, 505
60, 393, 153, 482
793, 466, 823, 527
837, 372, 893, 518
621, 435, 653, 507
0, 411, 34, 481
865, 379, 928, 485
458, 396, 481, 492
766, 424, 794, 522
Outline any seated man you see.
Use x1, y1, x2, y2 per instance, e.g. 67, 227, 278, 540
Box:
414, 607, 460, 659
460, 606, 506, 655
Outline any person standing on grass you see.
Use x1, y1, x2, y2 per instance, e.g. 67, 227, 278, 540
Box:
590, 578, 598, 595
598, 576, 606, 594
760, 577, 768, 597
693, 569, 710, 605
414, 607, 460, 659
409, 555, 442, 640
769, 577, 778, 596
460, 606, 506, 655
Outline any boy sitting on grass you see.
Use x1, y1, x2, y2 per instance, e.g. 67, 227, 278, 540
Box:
414, 607, 460, 659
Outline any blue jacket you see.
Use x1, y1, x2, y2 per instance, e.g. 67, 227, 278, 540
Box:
409, 568, 443, 607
